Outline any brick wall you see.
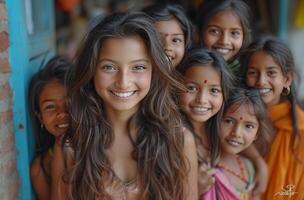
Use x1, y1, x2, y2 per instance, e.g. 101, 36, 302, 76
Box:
0, 0, 19, 199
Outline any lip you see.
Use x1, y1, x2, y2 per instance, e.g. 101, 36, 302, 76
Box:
56, 123, 69, 129
225, 138, 243, 147
110, 90, 136, 99
190, 105, 211, 114
258, 88, 272, 95
213, 47, 232, 55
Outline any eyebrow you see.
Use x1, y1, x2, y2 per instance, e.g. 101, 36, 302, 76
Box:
185, 81, 220, 87
208, 84, 221, 87
99, 58, 150, 64
207, 24, 242, 31
40, 99, 55, 104
185, 80, 199, 85
248, 66, 280, 70
266, 66, 280, 70
244, 121, 258, 125
159, 32, 184, 36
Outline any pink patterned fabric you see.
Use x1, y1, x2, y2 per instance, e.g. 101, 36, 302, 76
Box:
200, 169, 253, 200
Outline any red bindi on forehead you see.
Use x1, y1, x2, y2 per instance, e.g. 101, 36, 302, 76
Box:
203, 79, 208, 84
239, 117, 243, 121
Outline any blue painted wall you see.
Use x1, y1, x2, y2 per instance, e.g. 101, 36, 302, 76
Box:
7, 0, 55, 199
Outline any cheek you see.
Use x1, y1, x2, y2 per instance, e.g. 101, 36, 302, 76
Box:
245, 76, 255, 86
41, 113, 54, 130
176, 46, 185, 57
234, 39, 243, 51
213, 95, 223, 111
219, 123, 230, 139
134, 72, 152, 90
245, 132, 258, 144
94, 73, 113, 90
202, 33, 215, 48
179, 92, 194, 107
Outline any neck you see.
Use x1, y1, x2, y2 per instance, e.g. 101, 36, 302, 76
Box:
219, 151, 237, 163
192, 121, 209, 148
105, 108, 137, 136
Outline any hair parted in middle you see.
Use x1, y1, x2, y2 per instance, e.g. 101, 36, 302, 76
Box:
65, 12, 189, 200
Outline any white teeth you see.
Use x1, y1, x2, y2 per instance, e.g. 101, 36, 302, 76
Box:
192, 107, 209, 112
58, 123, 68, 128
112, 91, 135, 98
226, 139, 242, 147
214, 48, 230, 54
259, 88, 271, 94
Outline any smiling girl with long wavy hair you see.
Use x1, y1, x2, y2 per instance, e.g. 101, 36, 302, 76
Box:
53, 12, 198, 200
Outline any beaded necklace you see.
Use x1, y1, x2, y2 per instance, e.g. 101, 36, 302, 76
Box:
216, 155, 248, 184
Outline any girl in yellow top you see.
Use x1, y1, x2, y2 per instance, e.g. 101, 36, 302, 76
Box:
243, 36, 304, 200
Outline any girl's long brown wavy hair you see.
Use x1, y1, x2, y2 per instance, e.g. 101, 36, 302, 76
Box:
65, 12, 189, 200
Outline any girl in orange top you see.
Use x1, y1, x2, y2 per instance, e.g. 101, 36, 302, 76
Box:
243, 36, 304, 200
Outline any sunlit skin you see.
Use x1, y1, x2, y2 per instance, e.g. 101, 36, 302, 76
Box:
218, 103, 259, 193
154, 18, 185, 68
38, 79, 69, 138
220, 103, 259, 155
180, 65, 223, 197
31, 78, 69, 200
94, 36, 153, 117
180, 65, 223, 132
245, 51, 292, 106
202, 10, 243, 61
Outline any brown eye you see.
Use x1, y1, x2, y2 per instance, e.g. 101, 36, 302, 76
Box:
186, 85, 198, 92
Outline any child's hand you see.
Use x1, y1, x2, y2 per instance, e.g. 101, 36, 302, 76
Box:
198, 162, 216, 196
253, 157, 268, 196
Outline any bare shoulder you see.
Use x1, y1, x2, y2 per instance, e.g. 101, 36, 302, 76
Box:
30, 156, 42, 178
182, 127, 196, 147
30, 155, 50, 200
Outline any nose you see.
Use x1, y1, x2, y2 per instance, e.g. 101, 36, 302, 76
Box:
163, 36, 172, 52
256, 73, 267, 87
57, 104, 68, 119
231, 124, 242, 138
116, 69, 130, 89
218, 32, 229, 46
195, 89, 207, 104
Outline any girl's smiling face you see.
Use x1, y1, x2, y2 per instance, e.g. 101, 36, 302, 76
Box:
38, 79, 69, 137
180, 64, 223, 127
94, 36, 153, 116
245, 51, 292, 106
203, 10, 243, 61
155, 18, 185, 68
220, 103, 259, 155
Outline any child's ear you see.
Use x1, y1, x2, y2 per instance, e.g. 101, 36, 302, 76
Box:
284, 71, 293, 87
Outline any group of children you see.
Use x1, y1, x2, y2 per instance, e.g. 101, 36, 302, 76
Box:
28, 0, 304, 199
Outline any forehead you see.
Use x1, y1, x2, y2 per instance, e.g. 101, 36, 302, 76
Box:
39, 79, 66, 102
208, 9, 242, 28
226, 103, 257, 120
248, 51, 282, 70
184, 64, 221, 83
99, 36, 150, 60
154, 18, 184, 34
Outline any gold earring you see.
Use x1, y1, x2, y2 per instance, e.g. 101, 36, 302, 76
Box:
282, 86, 290, 96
